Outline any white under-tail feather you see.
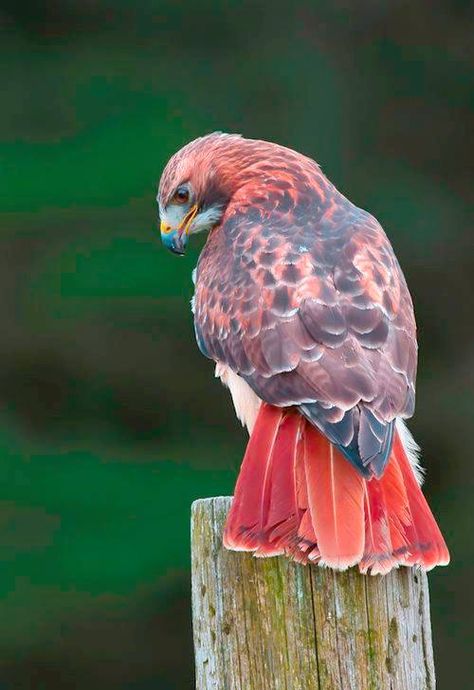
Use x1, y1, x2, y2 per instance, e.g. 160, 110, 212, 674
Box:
215, 362, 261, 433
396, 418, 424, 484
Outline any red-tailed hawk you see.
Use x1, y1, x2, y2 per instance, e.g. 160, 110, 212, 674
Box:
157, 133, 449, 573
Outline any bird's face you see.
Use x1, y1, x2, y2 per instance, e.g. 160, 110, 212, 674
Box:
158, 133, 255, 255
158, 181, 199, 255
157, 162, 227, 255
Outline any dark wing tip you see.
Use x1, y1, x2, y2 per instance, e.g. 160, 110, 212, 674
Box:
299, 402, 394, 478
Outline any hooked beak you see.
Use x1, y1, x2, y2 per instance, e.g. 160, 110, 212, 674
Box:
160, 224, 187, 254
160, 204, 198, 255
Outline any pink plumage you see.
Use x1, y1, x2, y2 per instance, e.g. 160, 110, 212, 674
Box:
224, 404, 449, 572
158, 132, 449, 573
303, 423, 365, 569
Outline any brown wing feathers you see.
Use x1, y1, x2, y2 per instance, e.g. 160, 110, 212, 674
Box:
194, 144, 417, 477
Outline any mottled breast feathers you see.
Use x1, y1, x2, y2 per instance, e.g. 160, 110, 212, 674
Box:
193, 171, 417, 478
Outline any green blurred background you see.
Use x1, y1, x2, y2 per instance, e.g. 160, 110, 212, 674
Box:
1, 1, 472, 688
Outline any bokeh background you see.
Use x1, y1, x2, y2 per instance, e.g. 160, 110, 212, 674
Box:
1, 1, 473, 688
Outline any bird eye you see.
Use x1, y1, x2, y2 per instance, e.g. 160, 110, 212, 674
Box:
172, 186, 189, 204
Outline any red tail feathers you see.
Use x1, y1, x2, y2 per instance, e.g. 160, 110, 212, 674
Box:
223, 403, 450, 573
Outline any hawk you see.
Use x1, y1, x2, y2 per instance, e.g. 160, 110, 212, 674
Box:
157, 133, 449, 573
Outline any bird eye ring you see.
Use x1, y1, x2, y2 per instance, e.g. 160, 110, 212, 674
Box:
172, 186, 189, 205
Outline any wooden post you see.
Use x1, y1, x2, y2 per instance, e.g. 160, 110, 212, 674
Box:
191, 496, 436, 690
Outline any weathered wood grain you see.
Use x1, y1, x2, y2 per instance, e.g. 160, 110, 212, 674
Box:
191, 496, 436, 690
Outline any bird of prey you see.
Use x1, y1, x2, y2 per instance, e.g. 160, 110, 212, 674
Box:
157, 133, 449, 574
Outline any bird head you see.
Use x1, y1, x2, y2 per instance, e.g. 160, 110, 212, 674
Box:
157, 132, 322, 254
157, 132, 241, 254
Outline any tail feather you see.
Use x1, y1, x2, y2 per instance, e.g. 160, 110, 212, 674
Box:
360, 455, 412, 574
265, 413, 301, 544
393, 434, 450, 569
223, 404, 282, 555
304, 426, 365, 569
360, 481, 395, 575
224, 403, 450, 573
296, 445, 320, 561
